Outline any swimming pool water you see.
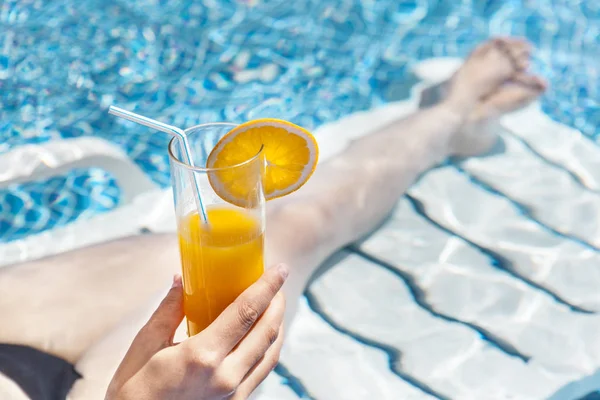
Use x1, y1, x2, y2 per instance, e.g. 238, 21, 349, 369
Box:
0, 0, 598, 239
3, 2, 600, 398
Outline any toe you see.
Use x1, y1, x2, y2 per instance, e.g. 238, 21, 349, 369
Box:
508, 42, 533, 70
495, 37, 533, 71
510, 44, 532, 70
474, 73, 546, 120
512, 72, 548, 91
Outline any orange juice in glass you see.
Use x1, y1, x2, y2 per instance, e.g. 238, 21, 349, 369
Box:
168, 123, 265, 336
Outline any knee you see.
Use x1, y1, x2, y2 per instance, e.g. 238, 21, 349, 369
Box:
267, 200, 328, 255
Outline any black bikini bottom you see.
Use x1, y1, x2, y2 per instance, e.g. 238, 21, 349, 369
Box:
0, 343, 81, 400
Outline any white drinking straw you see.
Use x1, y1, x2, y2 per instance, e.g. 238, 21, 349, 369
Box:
108, 105, 209, 224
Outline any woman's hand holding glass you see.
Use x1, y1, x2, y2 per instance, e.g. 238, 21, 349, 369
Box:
106, 264, 289, 400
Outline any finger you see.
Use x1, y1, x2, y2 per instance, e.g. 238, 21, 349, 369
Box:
225, 325, 285, 400
130, 275, 184, 353
221, 292, 285, 379
193, 264, 288, 357
109, 275, 184, 388
139, 274, 185, 350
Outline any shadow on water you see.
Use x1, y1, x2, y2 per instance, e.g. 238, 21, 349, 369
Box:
304, 250, 449, 399
547, 369, 600, 400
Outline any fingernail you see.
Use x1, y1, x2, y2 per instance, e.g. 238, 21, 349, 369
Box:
172, 274, 183, 288
277, 264, 289, 280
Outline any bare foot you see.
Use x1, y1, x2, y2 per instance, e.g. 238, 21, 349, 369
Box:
418, 37, 546, 157
445, 37, 532, 115
449, 73, 547, 157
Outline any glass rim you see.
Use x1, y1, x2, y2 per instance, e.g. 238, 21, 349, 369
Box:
168, 122, 264, 173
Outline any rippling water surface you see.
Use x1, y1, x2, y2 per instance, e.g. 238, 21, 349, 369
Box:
0, 0, 598, 240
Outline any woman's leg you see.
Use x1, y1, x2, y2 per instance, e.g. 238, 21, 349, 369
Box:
65, 38, 545, 398
265, 38, 545, 324
0, 234, 181, 364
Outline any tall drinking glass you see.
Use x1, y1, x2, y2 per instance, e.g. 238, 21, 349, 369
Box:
168, 123, 265, 336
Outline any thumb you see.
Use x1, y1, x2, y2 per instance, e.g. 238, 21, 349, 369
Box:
109, 275, 185, 391
141, 274, 185, 350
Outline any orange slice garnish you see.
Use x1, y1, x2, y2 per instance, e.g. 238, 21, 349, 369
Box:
206, 118, 319, 207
